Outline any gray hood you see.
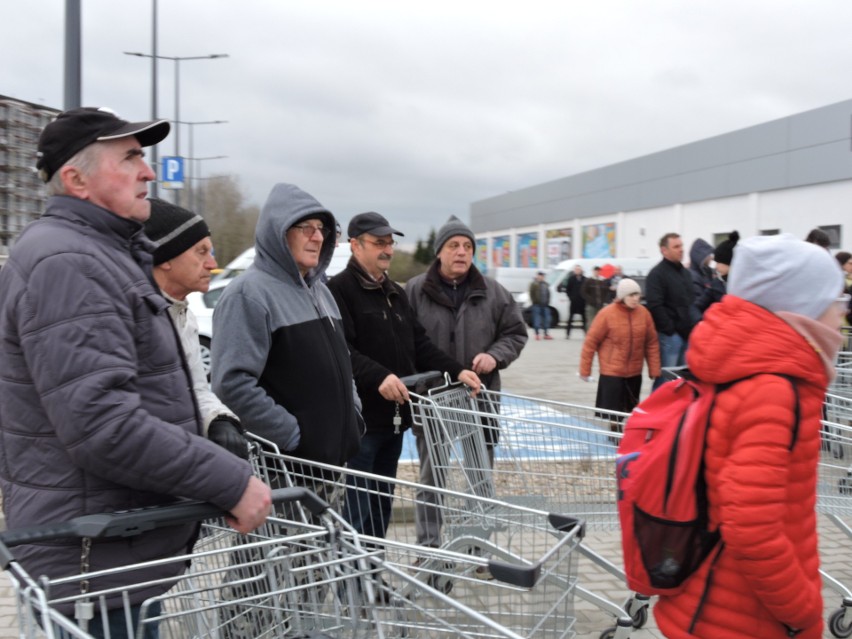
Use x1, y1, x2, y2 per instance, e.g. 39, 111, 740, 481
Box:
253, 183, 336, 285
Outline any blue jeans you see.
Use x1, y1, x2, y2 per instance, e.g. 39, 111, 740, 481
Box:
653, 332, 687, 391
342, 429, 404, 539
532, 304, 549, 335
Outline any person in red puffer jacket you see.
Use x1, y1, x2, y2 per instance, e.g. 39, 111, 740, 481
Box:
654, 233, 845, 639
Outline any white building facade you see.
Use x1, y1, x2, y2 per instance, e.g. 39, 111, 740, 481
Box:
470, 99, 852, 271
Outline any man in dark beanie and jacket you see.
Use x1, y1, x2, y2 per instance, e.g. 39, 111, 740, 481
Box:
705, 230, 740, 310
405, 214, 527, 549
144, 198, 248, 460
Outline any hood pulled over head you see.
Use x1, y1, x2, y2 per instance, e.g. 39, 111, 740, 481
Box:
253, 183, 336, 283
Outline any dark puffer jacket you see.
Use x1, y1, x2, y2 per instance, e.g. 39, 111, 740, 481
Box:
0, 196, 252, 612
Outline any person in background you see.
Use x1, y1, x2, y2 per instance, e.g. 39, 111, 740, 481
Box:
688, 237, 715, 318
405, 214, 527, 548
329, 212, 480, 540
144, 198, 248, 460
705, 231, 739, 310
645, 232, 696, 389
529, 270, 553, 340
805, 227, 831, 250
579, 279, 660, 431
607, 265, 625, 302
0, 107, 270, 638
834, 250, 852, 330
581, 266, 610, 326
212, 183, 363, 504
560, 264, 587, 338
654, 234, 844, 639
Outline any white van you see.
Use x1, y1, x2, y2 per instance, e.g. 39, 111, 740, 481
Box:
518, 257, 656, 327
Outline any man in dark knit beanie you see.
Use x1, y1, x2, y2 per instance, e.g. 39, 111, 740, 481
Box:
144, 198, 248, 459
405, 214, 527, 549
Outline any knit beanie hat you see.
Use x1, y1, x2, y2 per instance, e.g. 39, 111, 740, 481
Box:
727, 233, 843, 320
434, 215, 475, 253
713, 230, 740, 266
615, 278, 641, 301
144, 198, 211, 265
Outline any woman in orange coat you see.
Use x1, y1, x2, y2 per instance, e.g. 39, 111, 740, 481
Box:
654, 234, 845, 639
579, 278, 661, 424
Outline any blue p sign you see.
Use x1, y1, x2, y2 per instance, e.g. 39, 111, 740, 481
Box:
161, 156, 185, 190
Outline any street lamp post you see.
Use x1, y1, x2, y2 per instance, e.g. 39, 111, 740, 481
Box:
123, 51, 228, 204
174, 120, 228, 211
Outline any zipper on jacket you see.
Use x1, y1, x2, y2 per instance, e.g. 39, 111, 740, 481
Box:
688, 543, 725, 634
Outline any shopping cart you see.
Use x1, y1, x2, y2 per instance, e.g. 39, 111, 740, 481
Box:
249, 435, 634, 639
404, 374, 649, 630
1, 487, 528, 639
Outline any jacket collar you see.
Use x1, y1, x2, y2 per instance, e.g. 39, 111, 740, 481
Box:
347, 256, 397, 295
422, 260, 486, 308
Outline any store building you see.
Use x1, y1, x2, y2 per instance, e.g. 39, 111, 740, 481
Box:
0, 95, 59, 267
470, 98, 852, 272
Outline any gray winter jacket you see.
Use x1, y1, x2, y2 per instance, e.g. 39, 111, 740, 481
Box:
0, 196, 252, 611
211, 184, 362, 464
405, 261, 528, 392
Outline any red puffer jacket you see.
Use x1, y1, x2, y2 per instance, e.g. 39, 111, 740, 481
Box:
654, 295, 825, 639
580, 301, 661, 379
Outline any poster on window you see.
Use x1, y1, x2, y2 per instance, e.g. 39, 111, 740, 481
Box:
474, 238, 488, 272
582, 223, 616, 259
492, 235, 510, 268
546, 228, 572, 266
516, 232, 539, 268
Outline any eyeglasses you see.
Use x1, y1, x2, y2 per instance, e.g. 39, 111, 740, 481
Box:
291, 223, 331, 239
360, 238, 397, 249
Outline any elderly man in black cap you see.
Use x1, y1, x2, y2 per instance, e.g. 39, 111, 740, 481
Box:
144, 198, 248, 460
328, 212, 481, 540
0, 107, 270, 637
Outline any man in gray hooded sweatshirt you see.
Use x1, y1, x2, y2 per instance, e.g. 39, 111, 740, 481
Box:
212, 184, 363, 493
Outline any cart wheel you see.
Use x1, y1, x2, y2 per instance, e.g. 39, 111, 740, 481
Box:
427, 573, 453, 595
830, 608, 852, 638
628, 599, 649, 628
598, 628, 616, 639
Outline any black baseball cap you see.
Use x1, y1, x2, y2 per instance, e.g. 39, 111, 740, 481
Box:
36, 107, 170, 182
347, 211, 404, 239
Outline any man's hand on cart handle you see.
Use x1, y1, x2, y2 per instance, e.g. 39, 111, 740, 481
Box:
379, 374, 411, 403
458, 369, 481, 396
471, 353, 497, 375
226, 476, 272, 535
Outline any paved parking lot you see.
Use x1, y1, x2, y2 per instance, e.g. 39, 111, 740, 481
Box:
0, 326, 848, 637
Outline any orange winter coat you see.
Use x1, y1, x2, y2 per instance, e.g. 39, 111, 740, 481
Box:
654, 295, 826, 639
579, 301, 661, 379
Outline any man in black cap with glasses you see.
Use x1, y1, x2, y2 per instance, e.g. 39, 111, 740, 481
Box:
0, 107, 271, 637
328, 212, 481, 541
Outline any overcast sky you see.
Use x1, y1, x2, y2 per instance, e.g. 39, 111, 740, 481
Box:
4, 1, 852, 244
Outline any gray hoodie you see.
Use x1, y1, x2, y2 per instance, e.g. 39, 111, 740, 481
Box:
212, 184, 362, 464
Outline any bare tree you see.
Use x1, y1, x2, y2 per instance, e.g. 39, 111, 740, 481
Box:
193, 175, 259, 266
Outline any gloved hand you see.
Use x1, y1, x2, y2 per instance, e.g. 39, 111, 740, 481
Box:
208, 417, 249, 460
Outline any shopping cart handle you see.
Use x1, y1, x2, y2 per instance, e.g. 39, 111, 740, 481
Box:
0, 487, 328, 550
548, 514, 586, 539
399, 371, 448, 394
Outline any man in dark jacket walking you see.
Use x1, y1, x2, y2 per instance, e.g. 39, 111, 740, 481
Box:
405, 215, 527, 547
529, 271, 553, 339
560, 264, 587, 338
328, 212, 480, 540
581, 266, 610, 326
0, 108, 270, 636
645, 232, 697, 389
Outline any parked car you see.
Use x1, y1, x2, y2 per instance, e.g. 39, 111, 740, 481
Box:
191, 242, 353, 379
517, 257, 654, 328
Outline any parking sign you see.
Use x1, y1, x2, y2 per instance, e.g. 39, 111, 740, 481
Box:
161, 156, 185, 190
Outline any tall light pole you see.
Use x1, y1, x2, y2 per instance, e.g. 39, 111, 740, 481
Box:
175, 120, 228, 211
123, 51, 228, 204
